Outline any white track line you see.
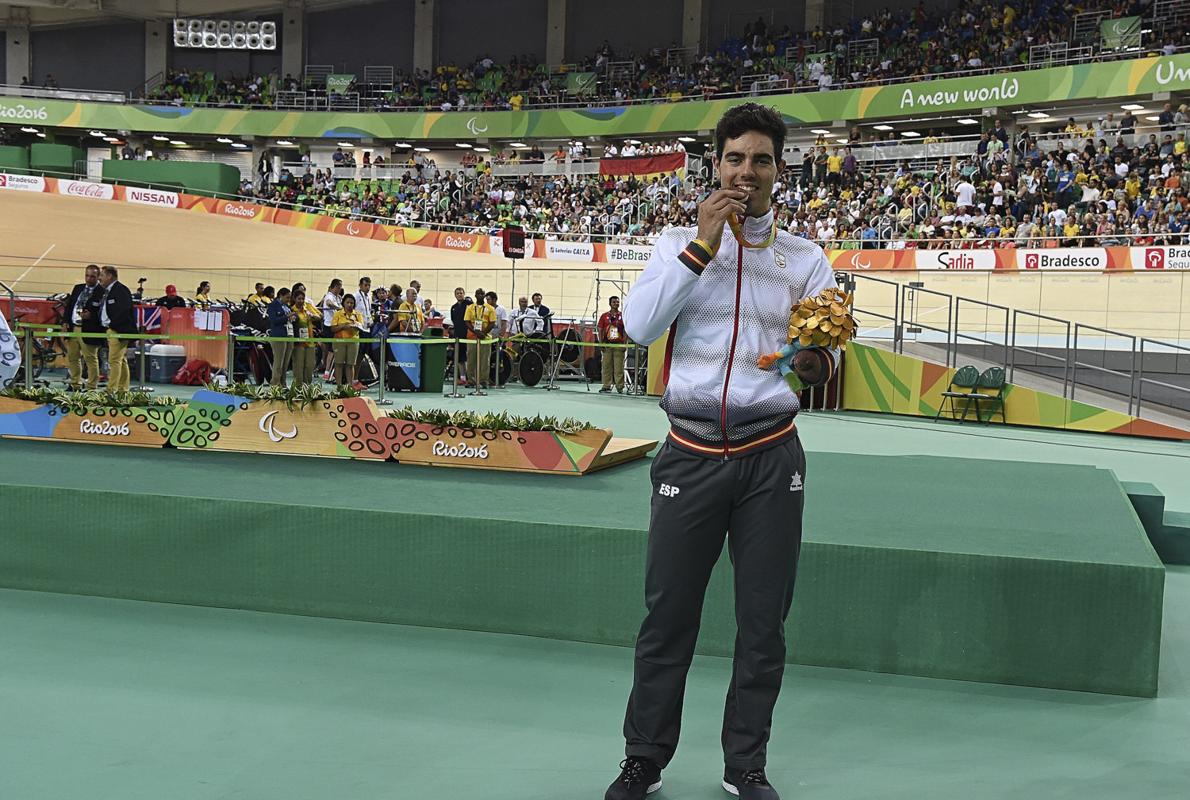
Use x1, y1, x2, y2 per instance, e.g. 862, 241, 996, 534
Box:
11, 244, 56, 286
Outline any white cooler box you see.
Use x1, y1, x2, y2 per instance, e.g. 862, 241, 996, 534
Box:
148, 344, 187, 383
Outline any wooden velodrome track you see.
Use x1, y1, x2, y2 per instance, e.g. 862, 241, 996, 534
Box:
0, 190, 638, 317
3, 190, 1188, 340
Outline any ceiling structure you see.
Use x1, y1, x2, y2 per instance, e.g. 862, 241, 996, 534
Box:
0, 0, 370, 28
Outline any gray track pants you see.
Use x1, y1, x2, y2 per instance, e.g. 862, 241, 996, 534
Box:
623, 434, 807, 770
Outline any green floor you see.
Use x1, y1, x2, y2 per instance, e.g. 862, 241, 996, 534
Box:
137, 381, 1190, 510
3, 383, 1190, 797
2, 581, 1189, 800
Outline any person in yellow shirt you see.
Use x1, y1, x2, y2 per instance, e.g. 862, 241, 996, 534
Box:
245, 282, 266, 306
1062, 218, 1081, 246
1176, 133, 1187, 156
330, 293, 364, 387
826, 147, 843, 187
463, 297, 497, 389
394, 288, 426, 333
509, 93, 523, 111
289, 288, 318, 385
194, 281, 212, 307
1125, 174, 1141, 201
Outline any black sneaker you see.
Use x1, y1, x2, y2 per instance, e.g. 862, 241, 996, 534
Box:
605, 756, 662, 799
722, 767, 780, 799
599, 387, 613, 393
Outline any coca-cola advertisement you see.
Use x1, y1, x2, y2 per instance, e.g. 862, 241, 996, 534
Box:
56, 179, 115, 201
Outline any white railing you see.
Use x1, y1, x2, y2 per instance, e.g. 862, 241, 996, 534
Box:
0, 83, 125, 103
490, 159, 602, 178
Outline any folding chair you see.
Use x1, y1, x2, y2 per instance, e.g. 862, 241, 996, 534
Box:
935, 365, 981, 421
974, 367, 1007, 424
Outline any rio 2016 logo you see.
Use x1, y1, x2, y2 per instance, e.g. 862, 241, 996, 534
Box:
431, 440, 489, 459
0, 102, 49, 121
80, 419, 130, 436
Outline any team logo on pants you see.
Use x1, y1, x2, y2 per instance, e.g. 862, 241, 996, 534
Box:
658, 483, 681, 497
789, 472, 803, 492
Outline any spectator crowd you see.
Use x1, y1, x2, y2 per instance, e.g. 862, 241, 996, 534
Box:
227, 112, 1190, 249
122, 0, 1174, 111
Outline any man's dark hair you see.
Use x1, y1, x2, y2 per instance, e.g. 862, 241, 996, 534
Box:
486, 291, 498, 302
714, 103, 786, 161
277, 287, 290, 298
330, 278, 342, 289
102, 265, 119, 279
610, 296, 620, 302
262, 286, 275, 298
359, 276, 371, 286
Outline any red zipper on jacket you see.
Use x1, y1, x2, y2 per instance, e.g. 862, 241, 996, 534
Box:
718, 241, 745, 460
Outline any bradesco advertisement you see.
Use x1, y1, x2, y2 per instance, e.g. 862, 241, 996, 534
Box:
0, 172, 47, 192
1019, 248, 1109, 270
1129, 246, 1190, 269
830, 247, 1132, 271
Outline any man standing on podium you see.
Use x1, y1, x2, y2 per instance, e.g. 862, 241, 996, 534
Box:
606, 103, 839, 800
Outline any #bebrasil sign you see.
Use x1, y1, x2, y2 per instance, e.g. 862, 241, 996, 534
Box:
14, 54, 1190, 140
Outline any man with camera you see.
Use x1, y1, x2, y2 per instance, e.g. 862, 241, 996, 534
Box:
81, 266, 136, 393
63, 264, 101, 390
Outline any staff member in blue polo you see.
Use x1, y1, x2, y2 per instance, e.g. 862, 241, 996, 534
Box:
267, 286, 295, 386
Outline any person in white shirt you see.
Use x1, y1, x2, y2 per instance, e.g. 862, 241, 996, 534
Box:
954, 178, 976, 211
320, 278, 344, 380
510, 296, 544, 335
486, 292, 509, 337
353, 277, 373, 326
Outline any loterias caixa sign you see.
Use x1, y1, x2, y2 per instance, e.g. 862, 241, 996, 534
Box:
9, 54, 1190, 140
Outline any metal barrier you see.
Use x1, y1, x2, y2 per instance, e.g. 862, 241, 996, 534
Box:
1009, 310, 1072, 399
836, 271, 900, 350
0, 281, 14, 322
849, 272, 1190, 416
954, 297, 1010, 371
1073, 322, 1138, 415
1138, 338, 1190, 415
900, 282, 953, 367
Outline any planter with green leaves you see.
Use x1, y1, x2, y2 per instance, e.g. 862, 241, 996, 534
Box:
324, 405, 614, 474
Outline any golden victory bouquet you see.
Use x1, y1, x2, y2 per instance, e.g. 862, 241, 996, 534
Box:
758, 287, 857, 391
